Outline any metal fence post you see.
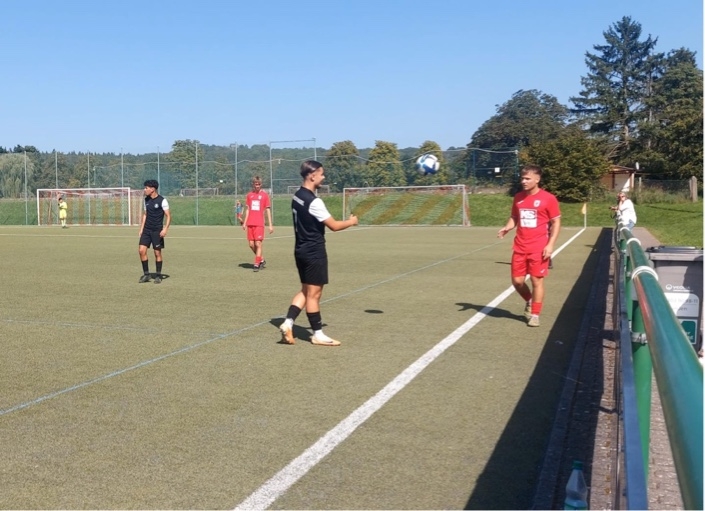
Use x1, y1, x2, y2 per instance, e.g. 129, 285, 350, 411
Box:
630, 301, 652, 477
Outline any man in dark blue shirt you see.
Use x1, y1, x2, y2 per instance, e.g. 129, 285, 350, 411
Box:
138, 179, 171, 284
279, 160, 358, 346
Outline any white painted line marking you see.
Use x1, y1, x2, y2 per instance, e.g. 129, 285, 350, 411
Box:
235, 230, 586, 509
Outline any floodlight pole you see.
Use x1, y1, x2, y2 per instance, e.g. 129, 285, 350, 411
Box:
230, 143, 238, 197
195, 141, 199, 226
24, 151, 28, 225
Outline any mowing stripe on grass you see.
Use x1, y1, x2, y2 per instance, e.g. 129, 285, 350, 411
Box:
0, 235, 501, 418
0, 228, 582, 419
234, 228, 587, 510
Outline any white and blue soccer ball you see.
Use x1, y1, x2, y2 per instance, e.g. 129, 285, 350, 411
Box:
416, 153, 440, 175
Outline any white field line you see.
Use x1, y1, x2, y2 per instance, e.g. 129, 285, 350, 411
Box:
234, 227, 586, 510
0, 236, 503, 417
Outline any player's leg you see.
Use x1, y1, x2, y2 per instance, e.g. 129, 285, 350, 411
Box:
280, 258, 308, 344
526, 253, 549, 326
255, 240, 263, 266
510, 252, 533, 318
138, 242, 151, 283
153, 247, 163, 284
304, 259, 338, 346
280, 290, 305, 344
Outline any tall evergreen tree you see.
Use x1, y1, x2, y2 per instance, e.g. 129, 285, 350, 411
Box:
570, 16, 661, 161
634, 48, 703, 179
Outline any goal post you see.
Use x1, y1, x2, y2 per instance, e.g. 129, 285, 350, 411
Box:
343, 185, 470, 226
37, 188, 142, 226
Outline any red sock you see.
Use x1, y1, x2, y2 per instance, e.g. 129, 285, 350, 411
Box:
255, 256, 262, 265
531, 302, 543, 316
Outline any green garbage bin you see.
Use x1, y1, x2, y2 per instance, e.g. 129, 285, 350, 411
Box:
646, 246, 703, 354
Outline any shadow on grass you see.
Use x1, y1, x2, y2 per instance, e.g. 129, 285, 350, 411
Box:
464, 229, 611, 510
455, 302, 524, 322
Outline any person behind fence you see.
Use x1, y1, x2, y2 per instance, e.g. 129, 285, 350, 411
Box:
497, 165, 561, 328
58, 195, 68, 228
138, 179, 171, 284
234, 199, 243, 225
610, 191, 637, 230
278, 160, 358, 346
242, 176, 273, 272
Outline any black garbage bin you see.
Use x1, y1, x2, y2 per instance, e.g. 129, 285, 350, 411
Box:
646, 246, 703, 355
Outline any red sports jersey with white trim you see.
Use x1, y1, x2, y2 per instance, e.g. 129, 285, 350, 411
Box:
245, 191, 270, 226
510, 188, 561, 254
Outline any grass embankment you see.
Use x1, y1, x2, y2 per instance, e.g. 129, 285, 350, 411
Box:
1, 193, 701, 246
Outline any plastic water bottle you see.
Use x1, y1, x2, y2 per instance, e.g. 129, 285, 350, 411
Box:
564, 460, 588, 510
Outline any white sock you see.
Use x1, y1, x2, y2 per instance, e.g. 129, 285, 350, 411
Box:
283, 318, 293, 329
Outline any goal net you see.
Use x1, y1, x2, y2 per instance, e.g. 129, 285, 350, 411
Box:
343, 185, 470, 226
37, 188, 141, 226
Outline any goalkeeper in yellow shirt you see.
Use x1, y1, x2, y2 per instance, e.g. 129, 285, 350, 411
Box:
58, 196, 68, 228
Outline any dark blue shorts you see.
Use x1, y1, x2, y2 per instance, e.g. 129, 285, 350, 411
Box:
139, 230, 165, 250
295, 256, 328, 286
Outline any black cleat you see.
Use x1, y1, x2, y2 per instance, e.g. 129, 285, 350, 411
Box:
139, 274, 151, 283
253, 264, 260, 272
154, 275, 162, 284
260, 260, 266, 269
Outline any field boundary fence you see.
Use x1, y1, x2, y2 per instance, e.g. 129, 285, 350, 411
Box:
612, 215, 703, 509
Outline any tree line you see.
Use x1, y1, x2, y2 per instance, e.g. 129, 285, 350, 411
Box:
1, 17, 701, 202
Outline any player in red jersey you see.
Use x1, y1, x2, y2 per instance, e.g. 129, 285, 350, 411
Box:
242, 176, 273, 271
497, 165, 561, 327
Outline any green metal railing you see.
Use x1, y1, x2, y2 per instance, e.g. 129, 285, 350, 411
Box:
614, 219, 703, 509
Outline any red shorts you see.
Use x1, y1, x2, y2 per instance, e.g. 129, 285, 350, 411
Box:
511, 251, 549, 278
246, 225, 265, 241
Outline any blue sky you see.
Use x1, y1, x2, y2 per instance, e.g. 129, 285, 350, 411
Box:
1, 0, 702, 154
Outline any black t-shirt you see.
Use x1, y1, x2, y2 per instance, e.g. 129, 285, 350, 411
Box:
144, 194, 169, 231
292, 187, 330, 259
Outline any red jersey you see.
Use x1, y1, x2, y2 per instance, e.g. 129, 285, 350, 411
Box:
245, 190, 271, 227
510, 188, 560, 254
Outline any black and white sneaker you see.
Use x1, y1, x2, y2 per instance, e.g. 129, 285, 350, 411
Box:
260, 260, 266, 269
253, 264, 260, 272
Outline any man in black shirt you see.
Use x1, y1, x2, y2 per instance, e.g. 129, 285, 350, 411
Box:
279, 160, 358, 346
138, 179, 171, 284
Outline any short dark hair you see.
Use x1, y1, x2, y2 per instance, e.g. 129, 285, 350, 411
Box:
300, 160, 322, 178
521, 165, 543, 177
144, 179, 159, 190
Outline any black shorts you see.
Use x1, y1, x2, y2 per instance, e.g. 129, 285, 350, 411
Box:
139, 230, 165, 249
295, 256, 328, 286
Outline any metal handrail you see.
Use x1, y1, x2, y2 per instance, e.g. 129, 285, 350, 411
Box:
615, 218, 703, 509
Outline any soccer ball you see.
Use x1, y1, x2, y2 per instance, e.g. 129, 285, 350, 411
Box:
416, 154, 440, 175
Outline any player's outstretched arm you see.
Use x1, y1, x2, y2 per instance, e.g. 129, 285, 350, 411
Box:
323, 214, 358, 232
